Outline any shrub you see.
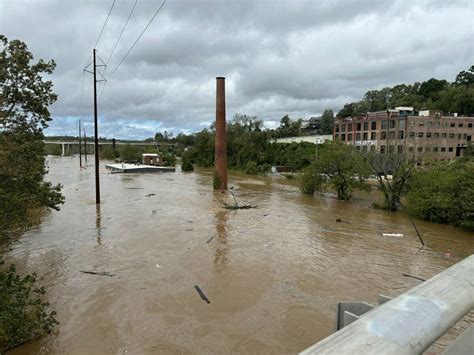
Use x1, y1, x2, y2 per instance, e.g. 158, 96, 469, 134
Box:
0, 264, 59, 352
181, 157, 194, 172
244, 161, 258, 175
100, 146, 118, 160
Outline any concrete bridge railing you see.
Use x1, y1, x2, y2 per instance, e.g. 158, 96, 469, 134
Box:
300, 254, 474, 355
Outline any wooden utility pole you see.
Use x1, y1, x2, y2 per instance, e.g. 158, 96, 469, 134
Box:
93, 49, 101, 204
78, 119, 82, 168
84, 129, 88, 165
214, 77, 227, 190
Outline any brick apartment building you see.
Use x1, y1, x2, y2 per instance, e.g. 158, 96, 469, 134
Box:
333, 107, 474, 159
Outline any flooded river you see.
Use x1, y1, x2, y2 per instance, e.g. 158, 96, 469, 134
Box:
5, 156, 474, 354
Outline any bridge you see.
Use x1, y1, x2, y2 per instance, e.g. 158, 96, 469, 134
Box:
44, 141, 175, 156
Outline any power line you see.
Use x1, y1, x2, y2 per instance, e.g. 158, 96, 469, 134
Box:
106, 0, 138, 66
98, 0, 139, 103
107, 0, 167, 79
94, 0, 116, 50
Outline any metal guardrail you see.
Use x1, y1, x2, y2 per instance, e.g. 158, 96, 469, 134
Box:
300, 254, 474, 355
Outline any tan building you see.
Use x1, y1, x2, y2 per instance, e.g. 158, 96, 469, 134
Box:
334, 107, 474, 159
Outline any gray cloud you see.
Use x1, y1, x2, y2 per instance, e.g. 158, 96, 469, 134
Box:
1, 0, 472, 139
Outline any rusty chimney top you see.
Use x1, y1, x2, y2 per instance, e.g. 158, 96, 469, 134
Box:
214, 77, 227, 190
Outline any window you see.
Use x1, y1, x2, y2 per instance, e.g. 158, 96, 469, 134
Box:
371, 121, 377, 130
348, 124, 352, 131
449, 133, 454, 138
356, 146, 361, 151
348, 133, 353, 141
356, 133, 361, 140
363, 122, 369, 131
409, 146, 414, 152
362, 145, 368, 153
427, 121, 432, 128
458, 133, 462, 139
469, 123, 473, 128
389, 131, 395, 139
357, 123, 361, 131
459, 123, 463, 128
363, 132, 368, 140
371, 132, 376, 140
409, 132, 415, 137
341, 134, 346, 141
441, 147, 446, 152
450, 122, 455, 127
433, 147, 439, 152
417, 147, 423, 152
464, 134, 467, 139
399, 120, 405, 129
410, 121, 415, 126
398, 131, 404, 139
442, 133, 447, 138
397, 145, 404, 153
381, 131, 387, 139
435, 122, 440, 128
426, 132, 431, 138
425, 147, 431, 152
380, 145, 386, 153
418, 132, 424, 138
381, 121, 387, 129
370, 145, 375, 152
389, 120, 396, 129
389, 145, 395, 153
434, 133, 439, 138
341, 124, 346, 132
335, 125, 340, 133
449, 147, 453, 152
419, 121, 424, 126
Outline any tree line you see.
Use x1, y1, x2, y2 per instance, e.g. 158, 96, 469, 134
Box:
337, 66, 474, 118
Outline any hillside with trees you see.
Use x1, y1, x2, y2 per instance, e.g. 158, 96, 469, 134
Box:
337, 65, 474, 118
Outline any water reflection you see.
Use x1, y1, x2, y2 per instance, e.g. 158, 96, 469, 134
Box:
96, 204, 102, 246
213, 209, 229, 271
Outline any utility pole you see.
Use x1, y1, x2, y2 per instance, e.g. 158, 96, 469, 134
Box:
78, 119, 82, 168
93, 49, 101, 204
84, 129, 88, 165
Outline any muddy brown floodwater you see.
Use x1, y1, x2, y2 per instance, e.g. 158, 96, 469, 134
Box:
4, 156, 474, 355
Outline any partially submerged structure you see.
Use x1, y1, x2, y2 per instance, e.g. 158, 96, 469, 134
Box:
105, 153, 175, 173
142, 153, 163, 166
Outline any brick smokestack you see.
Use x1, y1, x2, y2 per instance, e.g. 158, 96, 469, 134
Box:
215, 77, 227, 190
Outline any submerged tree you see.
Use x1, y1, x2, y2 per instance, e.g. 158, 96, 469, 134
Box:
365, 152, 417, 211
301, 140, 370, 200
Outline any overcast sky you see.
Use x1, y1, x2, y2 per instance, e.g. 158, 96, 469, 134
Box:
1, 0, 473, 139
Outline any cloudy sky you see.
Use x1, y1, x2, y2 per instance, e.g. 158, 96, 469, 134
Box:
1, 0, 473, 139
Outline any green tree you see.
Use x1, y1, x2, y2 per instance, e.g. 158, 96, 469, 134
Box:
320, 109, 335, 134
406, 160, 474, 230
118, 144, 142, 162
454, 65, 474, 87
0, 35, 62, 352
300, 140, 370, 200
0, 35, 64, 239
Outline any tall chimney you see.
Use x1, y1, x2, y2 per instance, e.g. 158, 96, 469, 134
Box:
215, 77, 227, 190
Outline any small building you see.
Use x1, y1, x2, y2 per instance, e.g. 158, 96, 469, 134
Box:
272, 134, 333, 145
142, 153, 163, 166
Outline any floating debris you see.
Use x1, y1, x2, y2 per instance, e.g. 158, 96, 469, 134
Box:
194, 285, 211, 304
146, 193, 156, 197
206, 236, 214, 244
80, 270, 115, 277
402, 273, 426, 282
382, 233, 403, 237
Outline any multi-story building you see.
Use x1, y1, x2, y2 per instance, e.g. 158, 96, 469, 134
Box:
333, 107, 474, 159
